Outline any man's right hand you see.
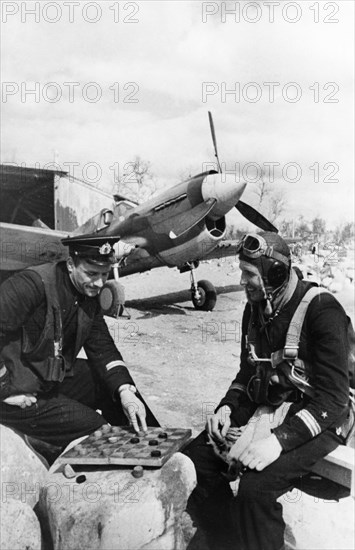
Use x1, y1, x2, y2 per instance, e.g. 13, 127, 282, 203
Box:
3, 394, 37, 408
119, 389, 147, 433
206, 405, 232, 441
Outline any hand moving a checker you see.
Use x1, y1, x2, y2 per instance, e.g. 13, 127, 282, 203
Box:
118, 385, 147, 433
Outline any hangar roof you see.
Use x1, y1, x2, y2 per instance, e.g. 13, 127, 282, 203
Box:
0, 164, 68, 191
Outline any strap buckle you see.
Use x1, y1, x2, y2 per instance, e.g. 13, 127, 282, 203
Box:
283, 346, 299, 360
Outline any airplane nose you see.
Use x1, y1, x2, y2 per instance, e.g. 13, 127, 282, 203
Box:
201, 173, 247, 220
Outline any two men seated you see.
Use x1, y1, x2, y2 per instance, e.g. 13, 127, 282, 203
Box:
0, 231, 352, 550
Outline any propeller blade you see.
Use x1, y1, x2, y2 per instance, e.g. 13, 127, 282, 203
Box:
235, 201, 278, 233
208, 111, 222, 173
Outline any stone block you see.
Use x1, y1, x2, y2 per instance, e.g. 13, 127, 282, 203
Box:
40, 452, 196, 550
282, 490, 355, 550
0, 425, 48, 508
0, 498, 42, 550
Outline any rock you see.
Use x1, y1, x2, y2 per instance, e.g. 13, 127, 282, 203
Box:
0, 425, 48, 508
40, 452, 196, 550
0, 498, 42, 550
282, 490, 355, 550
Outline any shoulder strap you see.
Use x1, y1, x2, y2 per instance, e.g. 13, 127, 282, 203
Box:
25, 263, 63, 356
284, 286, 330, 360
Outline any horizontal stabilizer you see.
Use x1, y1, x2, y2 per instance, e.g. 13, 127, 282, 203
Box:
0, 222, 68, 271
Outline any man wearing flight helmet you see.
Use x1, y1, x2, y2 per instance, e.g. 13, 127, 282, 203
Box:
185, 231, 351, 550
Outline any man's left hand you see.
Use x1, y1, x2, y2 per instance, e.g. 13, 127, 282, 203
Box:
238, 434, 283, 471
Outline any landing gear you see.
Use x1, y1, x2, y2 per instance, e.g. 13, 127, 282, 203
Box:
99, 263, 130, 318
185, 262, 217, 311
191, 279, 217, 311
100, 280, 126, 318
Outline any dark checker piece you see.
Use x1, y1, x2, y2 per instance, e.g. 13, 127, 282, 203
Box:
58, 426, 192, 468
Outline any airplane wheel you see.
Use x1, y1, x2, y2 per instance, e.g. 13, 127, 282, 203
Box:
191, 279, 217, 311
99, 280, 125, 317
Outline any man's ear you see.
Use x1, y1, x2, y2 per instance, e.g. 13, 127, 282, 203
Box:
66, 257, 74, 273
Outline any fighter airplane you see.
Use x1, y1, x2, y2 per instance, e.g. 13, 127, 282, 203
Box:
0, 113, 277, 314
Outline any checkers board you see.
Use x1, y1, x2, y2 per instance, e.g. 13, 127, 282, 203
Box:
58, 425, 192, 468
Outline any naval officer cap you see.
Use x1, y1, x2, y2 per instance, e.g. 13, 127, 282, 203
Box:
61, 235, 119, 265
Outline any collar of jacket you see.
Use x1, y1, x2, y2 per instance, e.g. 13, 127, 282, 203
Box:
257, 267, 299, 324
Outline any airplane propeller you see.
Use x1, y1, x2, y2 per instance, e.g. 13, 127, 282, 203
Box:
235, 200, 278, 233
208, 111, 222, 173
208, 111, 278, 233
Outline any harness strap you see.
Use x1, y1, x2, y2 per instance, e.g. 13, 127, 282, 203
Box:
283, 286, 330, 360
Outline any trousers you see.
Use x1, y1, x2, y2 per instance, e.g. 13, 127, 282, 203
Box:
184, 405, 343, 550
0, 359, 159, 462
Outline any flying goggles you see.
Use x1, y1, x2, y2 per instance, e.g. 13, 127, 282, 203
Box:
236, 233, 289, 266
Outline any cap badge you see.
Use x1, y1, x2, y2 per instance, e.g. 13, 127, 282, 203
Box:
99, 242, 112, 255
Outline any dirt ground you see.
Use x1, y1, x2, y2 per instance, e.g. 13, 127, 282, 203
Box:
107, 259, 355, 437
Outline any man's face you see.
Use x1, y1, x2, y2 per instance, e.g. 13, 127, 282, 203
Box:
67, 258, 111, 297
239, 261, 265, 303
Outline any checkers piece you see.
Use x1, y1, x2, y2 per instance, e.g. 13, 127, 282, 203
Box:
130, 437, 140, 444
148, 439, 158, 446
63, 464, 76, 479
132, 465, 144, 478
158, 432, 168, 439
151, 450, 161, 458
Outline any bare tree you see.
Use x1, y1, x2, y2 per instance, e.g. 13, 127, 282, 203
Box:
252, 170, 286, 224
266, 188, 286, 223
115, 156, 156, 203
333, 222, 355, 245
311, 216, 327, 239
253, 175, 271, 210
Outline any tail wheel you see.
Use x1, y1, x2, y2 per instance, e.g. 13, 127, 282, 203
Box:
191, 279, 217, 311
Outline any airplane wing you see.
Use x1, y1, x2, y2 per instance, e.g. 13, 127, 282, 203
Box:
0, 222, 68, 271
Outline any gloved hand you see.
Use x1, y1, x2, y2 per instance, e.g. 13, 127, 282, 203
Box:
206, 405, 232, 441
119, 389, 147, 433
3, 394, 37, 408
237, 434, 282, 471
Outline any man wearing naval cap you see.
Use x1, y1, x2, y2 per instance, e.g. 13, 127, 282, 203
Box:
0, 235, 157, 463
185, 232, 351, 550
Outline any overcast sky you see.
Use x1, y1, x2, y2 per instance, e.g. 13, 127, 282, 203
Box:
1, 0, 354, 229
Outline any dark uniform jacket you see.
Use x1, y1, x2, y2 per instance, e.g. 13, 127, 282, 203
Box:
218, 279, 350, 452
0, 262, 134, 399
